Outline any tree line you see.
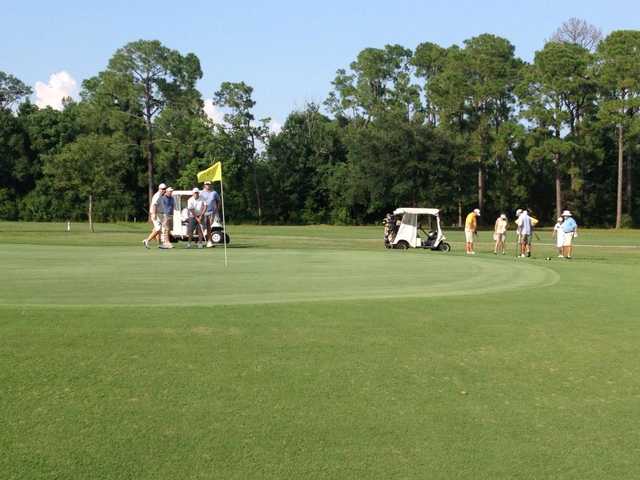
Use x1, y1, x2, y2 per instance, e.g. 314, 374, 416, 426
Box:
1, 20, 639, 227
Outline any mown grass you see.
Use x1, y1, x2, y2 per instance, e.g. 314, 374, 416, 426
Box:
1, 222, 639, 479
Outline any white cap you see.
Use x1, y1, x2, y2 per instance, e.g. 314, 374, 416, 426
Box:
192, 187, 200, 194
167, 187, 174, 193
473, 208, 481, 216
516, 209, 523, 216
500, 213, 507, 220
158, 183, 167, 190
562, 210, 572, 217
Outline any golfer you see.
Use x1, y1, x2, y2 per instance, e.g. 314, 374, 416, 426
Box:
186, 187, 206, 248
493, 213, 508, 255
464, 208, 480, 255
142, 183, 167, 249
200, 180, 221, 248
561, 210, 578, 259
159, 187, 175, 249
553, 216, 565, 257
515, 209, 532, 258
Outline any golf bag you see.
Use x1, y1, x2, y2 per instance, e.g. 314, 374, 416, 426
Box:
383, 213, 400, 248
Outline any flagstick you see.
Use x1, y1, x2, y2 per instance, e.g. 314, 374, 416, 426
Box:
220, 177, 228, 267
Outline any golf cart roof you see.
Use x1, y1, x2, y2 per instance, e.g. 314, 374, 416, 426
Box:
393, 208, 440, 216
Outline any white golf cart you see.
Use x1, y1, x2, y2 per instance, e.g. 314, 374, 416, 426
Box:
384, 207, 450, 251
169, 190, 230, 244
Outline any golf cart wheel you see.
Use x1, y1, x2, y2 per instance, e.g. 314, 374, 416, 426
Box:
211, 232, 223, 244
225, 234, 230, 244
439, 242, 451, 252
396, 240, 410, 250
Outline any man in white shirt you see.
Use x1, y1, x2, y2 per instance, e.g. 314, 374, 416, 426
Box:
515, 209, 532, 258
142, 183, 167, 249
186, 187, 206, 248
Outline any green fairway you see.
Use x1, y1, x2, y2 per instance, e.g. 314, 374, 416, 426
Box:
1, 222, 640, 479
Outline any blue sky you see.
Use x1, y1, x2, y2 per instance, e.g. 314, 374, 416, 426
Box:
2, 0, 638, 125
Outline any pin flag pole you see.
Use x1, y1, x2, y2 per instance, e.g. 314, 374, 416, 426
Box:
219, 173, 228, 268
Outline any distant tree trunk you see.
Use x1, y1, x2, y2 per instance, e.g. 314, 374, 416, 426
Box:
477, 163, 484, 211
250, 133, 262, 224
88, 194, 94, 233
554, 153, 562, 219
626, 154, 632, 216
616, 124, 624, 229
252, 164, 262, 224
146, 122, 155, 220
458, 199, 462, 227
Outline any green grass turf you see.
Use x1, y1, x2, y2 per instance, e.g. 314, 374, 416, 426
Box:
1, 222, 640, 479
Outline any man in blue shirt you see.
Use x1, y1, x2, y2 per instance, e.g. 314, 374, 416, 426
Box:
200, 181, 221, 248
159, 187, 175, 249
561, 210, 578, 259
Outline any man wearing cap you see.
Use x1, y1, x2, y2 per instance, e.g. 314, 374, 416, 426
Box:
561, 210, 578, 259
464, 208, 481, 255
159, 187, 175, 249
142, 183, 167, 248
200, 181, 221, 248
493, 213, 508, 255
516, 209, 532, 258
186, 187, 206, 248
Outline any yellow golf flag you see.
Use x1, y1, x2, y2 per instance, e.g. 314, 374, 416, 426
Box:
197, 162, 222, 183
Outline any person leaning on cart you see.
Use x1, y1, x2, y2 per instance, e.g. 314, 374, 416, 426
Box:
186, 188, 206, 249
464, 208, 481, 255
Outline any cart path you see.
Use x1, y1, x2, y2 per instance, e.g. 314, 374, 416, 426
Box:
0, 245, 560, 307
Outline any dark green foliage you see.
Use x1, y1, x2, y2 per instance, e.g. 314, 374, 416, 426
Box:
1, 31, 639, 226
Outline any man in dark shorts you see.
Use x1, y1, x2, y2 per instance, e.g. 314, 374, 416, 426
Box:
199, 181, 221, 248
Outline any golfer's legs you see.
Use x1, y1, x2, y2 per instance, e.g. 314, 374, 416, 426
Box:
187, 218, 195, 242
205, 214, 212, 241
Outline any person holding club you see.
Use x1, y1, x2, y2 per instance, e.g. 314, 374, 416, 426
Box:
186, 187, 206, 249
464, 208, 481, 255
493, 213, 508, 255
553, 216, 565, 257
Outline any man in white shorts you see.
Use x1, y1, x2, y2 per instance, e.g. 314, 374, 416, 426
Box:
561, 210, 578, 259
143, 183, 166, 248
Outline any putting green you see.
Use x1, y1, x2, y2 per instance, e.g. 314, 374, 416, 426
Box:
0, 245, 558, 306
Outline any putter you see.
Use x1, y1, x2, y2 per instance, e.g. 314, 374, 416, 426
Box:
197, 219, 207, 242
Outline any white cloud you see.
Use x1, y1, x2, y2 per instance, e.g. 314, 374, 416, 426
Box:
34, 71, 78, 110
268, 119, 282, 135
203, 99, 225, 124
